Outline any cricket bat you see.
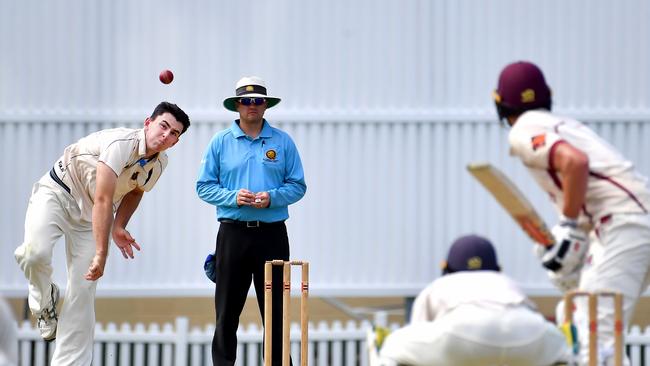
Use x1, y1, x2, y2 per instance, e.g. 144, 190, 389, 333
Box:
467, 162, 554, 247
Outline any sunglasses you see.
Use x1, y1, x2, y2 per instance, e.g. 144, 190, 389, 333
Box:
238, 97, 266, 106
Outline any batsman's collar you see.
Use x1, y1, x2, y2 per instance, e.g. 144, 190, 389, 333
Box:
223, 76, 281, 112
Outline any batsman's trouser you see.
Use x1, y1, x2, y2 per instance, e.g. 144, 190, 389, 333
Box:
573, 213, 650, 366
211, 221, 290, 366
14, 174, 97, 366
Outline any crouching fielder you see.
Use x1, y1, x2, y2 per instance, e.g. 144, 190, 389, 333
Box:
380, 235, 571, 366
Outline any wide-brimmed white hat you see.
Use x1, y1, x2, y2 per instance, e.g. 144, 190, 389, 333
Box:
223, 76, 281, 112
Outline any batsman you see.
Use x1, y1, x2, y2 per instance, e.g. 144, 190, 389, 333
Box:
493, 61, 650, 365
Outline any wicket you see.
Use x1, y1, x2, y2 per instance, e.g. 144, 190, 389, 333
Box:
563, 290, 624, 366
264, 260, 309, 366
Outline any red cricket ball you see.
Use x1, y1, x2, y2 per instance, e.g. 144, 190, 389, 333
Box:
159, 69, 174, 84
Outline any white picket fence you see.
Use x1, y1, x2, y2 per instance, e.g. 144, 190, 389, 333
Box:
15, 318, 650, 366
16, 317, 374, 366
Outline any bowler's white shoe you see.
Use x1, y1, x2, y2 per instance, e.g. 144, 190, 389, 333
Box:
36, 283, 59, 341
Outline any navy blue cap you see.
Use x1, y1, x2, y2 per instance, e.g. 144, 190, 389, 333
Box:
442, 235, 500, 274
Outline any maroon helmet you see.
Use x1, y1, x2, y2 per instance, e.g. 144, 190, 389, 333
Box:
493, 61, 552, 123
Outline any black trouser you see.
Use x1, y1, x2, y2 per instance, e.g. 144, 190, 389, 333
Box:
211, 221, 291, 366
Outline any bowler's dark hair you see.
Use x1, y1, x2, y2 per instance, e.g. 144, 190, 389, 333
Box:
150, 101, 191, 135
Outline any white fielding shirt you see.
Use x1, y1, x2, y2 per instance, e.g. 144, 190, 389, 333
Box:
52, 128, 167, 221
410, 271, 536, 323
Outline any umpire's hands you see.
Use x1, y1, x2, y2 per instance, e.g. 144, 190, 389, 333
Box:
535, 217, 588, 275
237, 189, 270, 208
237, 189, 256, 206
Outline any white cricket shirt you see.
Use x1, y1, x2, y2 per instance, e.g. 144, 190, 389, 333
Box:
52, 128, 167, 221
509, 110, 650, 224
410, 271, 535, 323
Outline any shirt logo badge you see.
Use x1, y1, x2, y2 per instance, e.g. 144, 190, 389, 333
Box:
265, 149, 277, 160
531, 134, 546, 150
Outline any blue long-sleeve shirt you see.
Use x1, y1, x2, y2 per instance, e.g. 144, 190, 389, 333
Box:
196, 119, 306, 222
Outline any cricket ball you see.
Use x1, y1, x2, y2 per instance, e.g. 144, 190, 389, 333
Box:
159, 69, 174, 84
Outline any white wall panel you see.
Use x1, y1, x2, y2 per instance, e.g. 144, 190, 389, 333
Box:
1, 0, 650, 297
3, 118, 649, 297
1, 0, 649, 118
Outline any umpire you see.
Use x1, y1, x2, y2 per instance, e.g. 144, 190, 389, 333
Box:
196, 76, 307, 366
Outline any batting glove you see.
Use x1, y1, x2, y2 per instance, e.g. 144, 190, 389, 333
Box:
546, 267, 581, 293
204, 253, 216, 283
538, 216, 589, 275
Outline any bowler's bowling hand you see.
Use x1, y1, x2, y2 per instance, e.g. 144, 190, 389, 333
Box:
113, 228, 141, 259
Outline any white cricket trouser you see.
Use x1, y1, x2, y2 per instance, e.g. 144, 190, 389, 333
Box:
380, 304, 572, 366
573, 213, 650, 366
14, 173, 97, 366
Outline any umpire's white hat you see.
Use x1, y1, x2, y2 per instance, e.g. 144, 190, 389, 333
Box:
223, 76, 281, 112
